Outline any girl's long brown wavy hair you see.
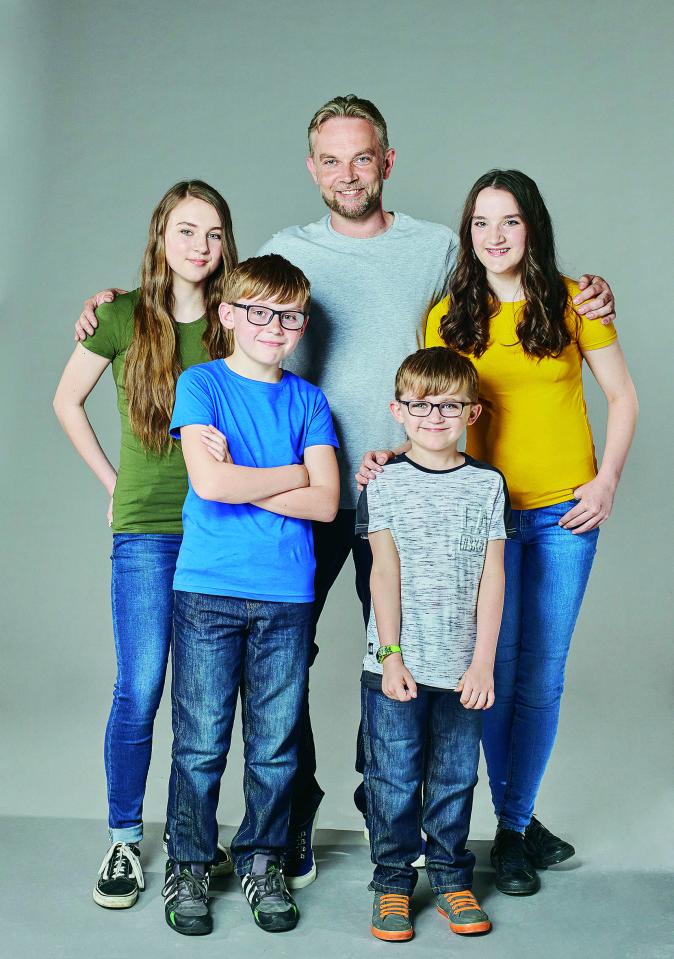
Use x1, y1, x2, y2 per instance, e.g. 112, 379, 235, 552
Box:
124, 180, 238, 452
439, 170, 574, 359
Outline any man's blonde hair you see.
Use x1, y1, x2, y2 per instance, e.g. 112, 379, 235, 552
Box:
223, 254, 310, 312
395, 347, 479, 403
307, 94, 389, 156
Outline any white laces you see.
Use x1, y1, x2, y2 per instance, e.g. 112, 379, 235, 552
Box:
98, 842, 145, 890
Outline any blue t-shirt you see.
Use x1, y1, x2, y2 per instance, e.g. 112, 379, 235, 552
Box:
169, 359, 339, 602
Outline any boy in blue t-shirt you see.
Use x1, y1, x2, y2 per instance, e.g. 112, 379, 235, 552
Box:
163, 255, 339, 937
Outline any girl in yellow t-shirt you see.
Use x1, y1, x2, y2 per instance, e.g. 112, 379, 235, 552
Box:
425, 170, 638, 894
359, 169, 637, 896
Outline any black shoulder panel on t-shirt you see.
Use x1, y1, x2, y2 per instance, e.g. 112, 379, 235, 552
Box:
464, 454, 516, 538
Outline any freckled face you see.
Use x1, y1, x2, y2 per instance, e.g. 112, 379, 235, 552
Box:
470, 187, 527, 280
163, 196, 223, 284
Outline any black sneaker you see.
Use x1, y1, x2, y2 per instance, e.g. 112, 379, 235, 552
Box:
241, 854, 299, 932
283, 815, 317, 889
162, 860, 212, 936
93, 842, 144, 909
524, 816, 575, 868
163, 826, 233, 877
491, 826, 540, 895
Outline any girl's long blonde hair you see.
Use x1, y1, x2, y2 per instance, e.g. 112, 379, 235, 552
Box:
124, 180, 238, 453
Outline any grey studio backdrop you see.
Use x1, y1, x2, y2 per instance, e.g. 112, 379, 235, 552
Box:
3, 0, 672, 871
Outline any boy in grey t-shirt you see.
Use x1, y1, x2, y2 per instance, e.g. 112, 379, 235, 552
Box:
356, 347, 511, 942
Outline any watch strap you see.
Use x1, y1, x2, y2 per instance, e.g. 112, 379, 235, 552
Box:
377, 644, 402, 664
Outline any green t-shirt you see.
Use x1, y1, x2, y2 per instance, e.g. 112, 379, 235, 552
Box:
82, 290, 209, 533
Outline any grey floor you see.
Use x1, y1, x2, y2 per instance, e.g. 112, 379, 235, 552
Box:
1, 818, 672, 959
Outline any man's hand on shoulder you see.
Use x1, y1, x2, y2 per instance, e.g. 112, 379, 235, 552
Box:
75, 288, 128, 342
573, 275, 615, 326
355, 449, 395, 491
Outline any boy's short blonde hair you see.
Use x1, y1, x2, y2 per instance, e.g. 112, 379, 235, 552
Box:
395, 347, 479, 403
223, 254, 311, 311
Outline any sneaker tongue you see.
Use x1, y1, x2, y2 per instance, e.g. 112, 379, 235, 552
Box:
251, 853, 278, 875
174, 861, 206, 878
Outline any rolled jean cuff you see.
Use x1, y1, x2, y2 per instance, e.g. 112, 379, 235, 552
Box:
371, 879, 417, 895
109, 825, 143, 844
431, 879, 474, 895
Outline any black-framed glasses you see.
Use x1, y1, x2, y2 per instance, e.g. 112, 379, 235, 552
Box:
232, 303, 306, 331
399, 399, 473, 418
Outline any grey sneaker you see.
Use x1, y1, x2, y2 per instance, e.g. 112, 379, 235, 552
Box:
241, 854, 299, 932
162, 860, 212, 936
435, 890, 491, 935
370, 890, 414, 941
93, 842, 144, 909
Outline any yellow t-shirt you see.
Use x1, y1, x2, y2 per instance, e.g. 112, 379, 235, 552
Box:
425, 281, 618, 510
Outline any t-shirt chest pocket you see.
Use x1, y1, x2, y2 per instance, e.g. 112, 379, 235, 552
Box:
458, 505, 488, 556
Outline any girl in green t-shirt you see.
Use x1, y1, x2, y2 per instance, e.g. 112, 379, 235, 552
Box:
53, 180, 238, 910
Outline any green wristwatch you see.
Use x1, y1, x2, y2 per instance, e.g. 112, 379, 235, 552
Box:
376, 644, 402, 664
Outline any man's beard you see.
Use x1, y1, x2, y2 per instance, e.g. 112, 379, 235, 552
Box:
321, 177, 384, 220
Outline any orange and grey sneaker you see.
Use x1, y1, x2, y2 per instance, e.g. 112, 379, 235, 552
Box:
435, 890, 491, 935
371, 891, 414, 941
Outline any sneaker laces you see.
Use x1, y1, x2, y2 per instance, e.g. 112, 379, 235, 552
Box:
162, 868, 209, 907
442, 890, 480, 914
250, 865, 288, 903
379, 894, 410, 919
98, 842, 144, 890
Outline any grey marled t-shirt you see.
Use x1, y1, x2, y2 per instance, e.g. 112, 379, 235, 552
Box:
356, 454, 512, 689
256, 213, 457, 507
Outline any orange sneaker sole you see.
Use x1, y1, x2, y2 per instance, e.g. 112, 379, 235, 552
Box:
371, 925, 414, 942
436, 906, 491, 935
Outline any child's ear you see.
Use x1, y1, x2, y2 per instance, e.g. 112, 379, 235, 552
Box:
389, 400, 404, 425
467, 403, 482, 426
219, 302, 234, 329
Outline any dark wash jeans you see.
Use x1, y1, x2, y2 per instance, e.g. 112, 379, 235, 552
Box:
107, 532, 182, 843
167, 590, 313, 875
362, 685, 482, 894
290, 509, 372, 828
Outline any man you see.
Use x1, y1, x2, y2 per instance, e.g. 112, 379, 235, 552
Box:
76, 95, 616, 887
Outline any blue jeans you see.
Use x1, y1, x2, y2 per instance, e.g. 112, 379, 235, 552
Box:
361, 685, 483, 895
481, 499, 599, 833
167, 591, 313, 874
106, 533, 182, 843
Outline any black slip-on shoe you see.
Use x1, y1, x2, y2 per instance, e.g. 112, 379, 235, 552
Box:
524, 816, 575, 868
491, 826, 540, 896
